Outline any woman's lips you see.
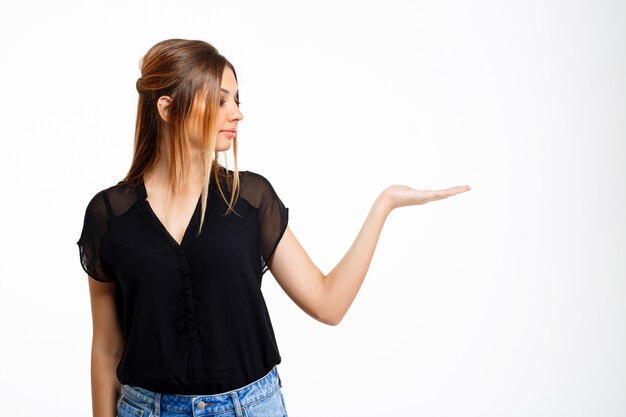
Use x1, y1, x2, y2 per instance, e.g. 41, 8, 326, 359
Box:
220, 130, 236, 138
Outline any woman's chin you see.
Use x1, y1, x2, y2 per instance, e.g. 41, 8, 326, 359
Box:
215, 143, 232, 153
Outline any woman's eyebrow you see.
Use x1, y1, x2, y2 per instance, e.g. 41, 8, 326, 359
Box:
220, 88, 239, 94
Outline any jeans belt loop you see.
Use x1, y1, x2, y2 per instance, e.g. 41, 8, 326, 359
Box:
154, 392, 161, 416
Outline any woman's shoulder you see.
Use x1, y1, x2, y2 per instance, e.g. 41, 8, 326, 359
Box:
238, 169, 275, 188
239, 169, 284, 199
236, 169, 287, 210
213, 164, 273, 183
82, 179, 143, 219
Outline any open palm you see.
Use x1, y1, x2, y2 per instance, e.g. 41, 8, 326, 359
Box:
383, 184, 471, 210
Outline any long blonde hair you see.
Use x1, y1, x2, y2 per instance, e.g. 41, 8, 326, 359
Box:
121, 39, 240, 235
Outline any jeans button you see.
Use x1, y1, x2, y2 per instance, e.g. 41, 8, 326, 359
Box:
197, 401, 206, 409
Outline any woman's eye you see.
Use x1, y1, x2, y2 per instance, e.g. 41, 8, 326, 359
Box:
219, 99, 241, 107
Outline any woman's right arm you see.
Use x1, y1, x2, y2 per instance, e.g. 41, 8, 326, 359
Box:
88, 277, 125, 417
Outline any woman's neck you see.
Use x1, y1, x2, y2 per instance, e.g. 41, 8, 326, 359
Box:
147, 135, 206, 195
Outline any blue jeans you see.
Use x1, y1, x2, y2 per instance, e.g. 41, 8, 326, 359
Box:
116, 366, 288, 417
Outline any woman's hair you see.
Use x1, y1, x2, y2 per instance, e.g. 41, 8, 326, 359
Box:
121, 38, 240, 236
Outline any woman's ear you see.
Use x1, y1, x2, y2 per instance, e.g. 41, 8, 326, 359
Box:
157, 96, 173, 123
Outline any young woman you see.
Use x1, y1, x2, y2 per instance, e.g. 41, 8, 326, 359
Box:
77, 38, 470, 417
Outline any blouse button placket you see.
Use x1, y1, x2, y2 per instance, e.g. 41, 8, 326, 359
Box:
176, 247, 197, 337
176, 245, 205, 391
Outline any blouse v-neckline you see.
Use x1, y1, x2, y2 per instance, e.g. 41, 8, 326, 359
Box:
138, 180, 202, 248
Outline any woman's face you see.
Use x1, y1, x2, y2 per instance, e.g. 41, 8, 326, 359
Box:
187, 65, 244, 152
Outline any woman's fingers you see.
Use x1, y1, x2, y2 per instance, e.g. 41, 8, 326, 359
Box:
434, 185, 471, 199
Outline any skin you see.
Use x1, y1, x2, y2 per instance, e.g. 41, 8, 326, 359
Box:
87, 65, 470, 416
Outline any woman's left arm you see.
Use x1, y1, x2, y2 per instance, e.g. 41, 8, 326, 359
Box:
267, 184, 471, 326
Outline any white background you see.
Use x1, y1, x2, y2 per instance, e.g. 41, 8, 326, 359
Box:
1, 1, 625, 416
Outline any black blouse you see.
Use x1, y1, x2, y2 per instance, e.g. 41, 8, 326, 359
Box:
76, 168, 289, 395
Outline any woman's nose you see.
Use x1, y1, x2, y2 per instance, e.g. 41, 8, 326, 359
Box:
232, 106, 243, 122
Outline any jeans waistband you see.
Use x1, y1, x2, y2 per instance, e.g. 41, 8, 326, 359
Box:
120, 366, 282, 415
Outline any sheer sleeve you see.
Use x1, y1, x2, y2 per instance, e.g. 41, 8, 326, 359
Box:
240, 171, 289, 276
76, 190, 116, 283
